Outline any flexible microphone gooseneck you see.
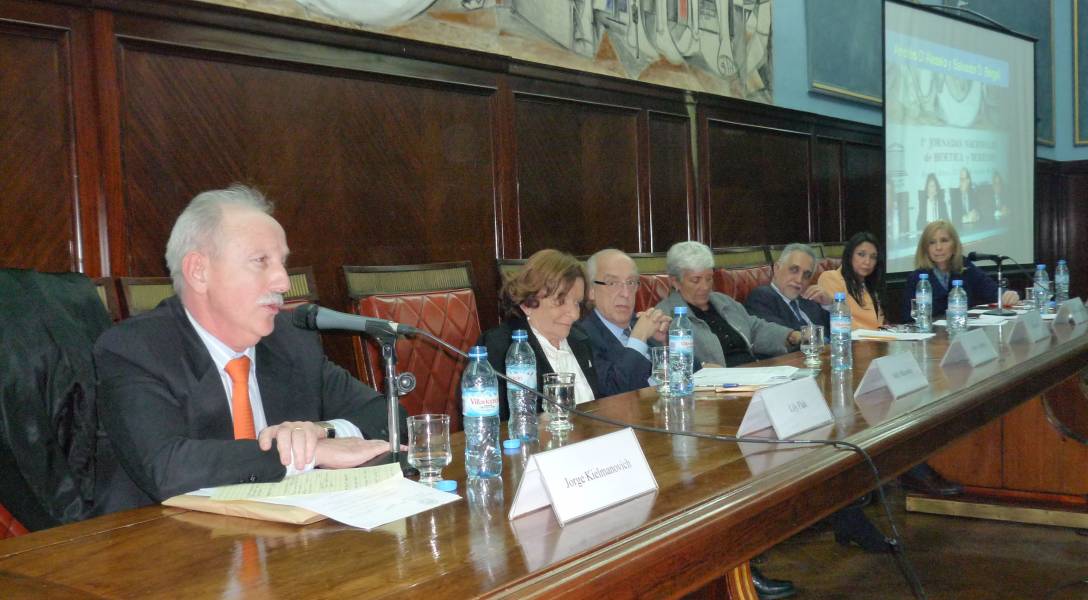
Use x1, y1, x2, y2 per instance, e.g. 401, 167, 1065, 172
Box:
295, 304, 925, 599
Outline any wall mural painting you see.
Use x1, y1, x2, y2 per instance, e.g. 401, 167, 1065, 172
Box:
201, 0, 774, 102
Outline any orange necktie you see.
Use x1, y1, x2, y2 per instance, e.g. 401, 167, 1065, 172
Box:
225, 356, 256, 440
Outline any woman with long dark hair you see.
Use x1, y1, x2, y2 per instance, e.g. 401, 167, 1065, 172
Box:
816, 232, 885, 329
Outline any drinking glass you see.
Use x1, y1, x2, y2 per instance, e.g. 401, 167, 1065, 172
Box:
649, 346, 669, 397
406, 414, 451, 485
800, 325, 825, 368
543, 372, 575, 433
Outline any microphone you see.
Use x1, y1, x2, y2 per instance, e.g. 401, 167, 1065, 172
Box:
292, 303, 417, 337
967, 251, 1009, 263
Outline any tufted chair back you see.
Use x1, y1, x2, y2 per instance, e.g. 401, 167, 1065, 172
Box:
813, 257, 841, 282
636, 273, 672, 312
0, 502, 28, 539
343, 262, 480, 432
714, 265, 773, 305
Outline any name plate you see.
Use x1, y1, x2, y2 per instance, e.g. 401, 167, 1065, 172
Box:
939, 328, 999, 368
1008, 310, 1051, 344
508, 428, 657, 526
855, 352, 928, 399
1055, 298, 1088, 326
737, 376, 832, 439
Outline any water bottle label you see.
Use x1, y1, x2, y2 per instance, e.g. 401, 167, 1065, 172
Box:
831, 316, 851, 335
463, 387, 499, 417
506, 364, 536, 392
669, 334, 693, 356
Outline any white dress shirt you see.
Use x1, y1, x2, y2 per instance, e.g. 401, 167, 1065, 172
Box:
185, 309, 361, 475
529, 326, 596, 405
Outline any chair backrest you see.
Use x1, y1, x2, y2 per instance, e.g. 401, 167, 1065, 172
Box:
712, 246, 771, 268
714, 265, 773, 305
813, 257, 841, 282
284, 266, 320, 308
636, 273, 672, 313
343, 262, 481, 432
822, 242, 846, 259
496, 258, 527, 283
118, 277, 175, 318
94, 277, 123, 322
0, 502, 28, 539
628, 252, 669, 276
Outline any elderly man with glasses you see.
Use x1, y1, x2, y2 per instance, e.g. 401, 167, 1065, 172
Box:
574, 249, 671, 397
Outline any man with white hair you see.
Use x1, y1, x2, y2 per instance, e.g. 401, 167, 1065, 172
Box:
745, 243, 831, 332
95, 185, 399, 513
576, 249, 671, 396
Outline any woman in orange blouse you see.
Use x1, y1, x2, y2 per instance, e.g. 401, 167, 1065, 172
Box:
817, 232, 886, 329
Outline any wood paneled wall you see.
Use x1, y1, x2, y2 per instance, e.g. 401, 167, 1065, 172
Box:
1, 0, 1082, 374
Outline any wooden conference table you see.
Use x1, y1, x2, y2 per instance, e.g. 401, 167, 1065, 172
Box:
2, 322, 1087, 599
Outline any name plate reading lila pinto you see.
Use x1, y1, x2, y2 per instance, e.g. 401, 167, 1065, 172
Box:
939, 328, 999, 368
1009, 310, 1051, 344
737, 377, 832, 439
1055, 298, 1088, 326
855, 352, 928, 399
508, 428, 657, 527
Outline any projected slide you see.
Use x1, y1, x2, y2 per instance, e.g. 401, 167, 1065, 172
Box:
884, 1, 1034, 274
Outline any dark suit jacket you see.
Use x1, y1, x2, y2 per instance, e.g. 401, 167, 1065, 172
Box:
903, 260, 998, 320
94, 296, 396, 513
478, 315, 600, 420
574, 310, 651, 397
917, 190, 949, 230
745, 284, 829, 333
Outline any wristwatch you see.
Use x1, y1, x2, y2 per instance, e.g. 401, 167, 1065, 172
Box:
315, 421, 336, 439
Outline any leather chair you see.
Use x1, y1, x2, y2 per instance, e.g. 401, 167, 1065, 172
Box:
119, 267, 319, 318
813, 257, 841, 281
342, 262, 481, 432
712, 245, 771, 268
0, 502, 28, 539
636, 273, 672, 313
714, 265, 773, 305
94, 277, 123, 322
118, 276, 174, 318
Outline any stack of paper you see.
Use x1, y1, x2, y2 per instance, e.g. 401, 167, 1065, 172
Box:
693, 366, 798, 387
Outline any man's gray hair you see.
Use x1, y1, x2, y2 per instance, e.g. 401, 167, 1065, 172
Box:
666, 241, 714, 278
585, 248, 638, 283
165, 184, 273, 293
776, 243, 817, 267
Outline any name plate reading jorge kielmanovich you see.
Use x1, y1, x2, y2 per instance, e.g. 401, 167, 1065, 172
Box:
508, 428, 657, 527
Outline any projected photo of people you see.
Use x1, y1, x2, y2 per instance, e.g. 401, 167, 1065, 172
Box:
883, 2, 1034, 273
950, 167, 972, 225
917, 173, 949, 231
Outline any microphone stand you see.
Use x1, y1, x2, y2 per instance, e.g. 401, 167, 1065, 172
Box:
372, 332, 416, 473
985, 257, 1016, 317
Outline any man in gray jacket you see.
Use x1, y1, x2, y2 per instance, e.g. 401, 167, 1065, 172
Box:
656, 241, 799, 367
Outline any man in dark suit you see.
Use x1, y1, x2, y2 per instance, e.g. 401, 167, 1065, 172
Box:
575, 249, 670, 397
745, 243, 831, 334
95, 185, 398, 513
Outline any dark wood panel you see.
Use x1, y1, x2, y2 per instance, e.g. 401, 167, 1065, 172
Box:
0, 20, 76, 272
514, 95, 640, 256
1059, 166, 1088, 300
116, 42, 500, 369
812, 137, 843, 243
648, 113, 692, 252
841, 142, 884, 242
704, 121, 810, 247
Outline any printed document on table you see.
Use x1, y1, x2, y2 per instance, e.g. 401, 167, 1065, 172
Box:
211, 463, 402, 500
851, 329, 935, 341
934, 314, 1012, 327
693, 366, 798, 387
258, 476, 460, 530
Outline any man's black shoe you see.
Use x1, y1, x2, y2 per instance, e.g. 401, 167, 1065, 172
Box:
900, 463, 963, 496
751, 566, 797, 600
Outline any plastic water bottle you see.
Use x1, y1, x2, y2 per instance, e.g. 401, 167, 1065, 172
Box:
1034, 264, 1051, 314
461, 346, 501, 478
668, 306, 694, 396
1055, 260, 1070, 305
915, 273, 933, 333
947, 279, 968, 337
830, 292, 852, 371
504, 330, 537, 442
